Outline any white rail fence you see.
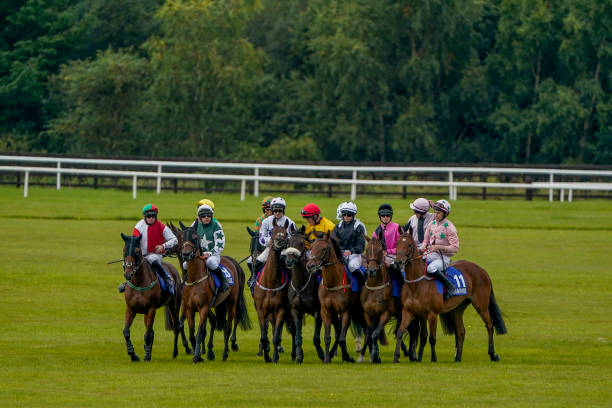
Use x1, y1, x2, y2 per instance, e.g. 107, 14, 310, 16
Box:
1, 155, 611, 202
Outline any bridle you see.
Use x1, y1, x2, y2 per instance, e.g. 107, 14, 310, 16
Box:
123, 239, 143, 281
307, 238, 342, 272
181, 229, 201, 262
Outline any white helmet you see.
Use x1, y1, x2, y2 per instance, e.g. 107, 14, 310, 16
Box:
197, 204, 214, 217
410, 197, 431, 213
433, 199, 451, 216
270, 197, 286, 210
338, 201, 357, 216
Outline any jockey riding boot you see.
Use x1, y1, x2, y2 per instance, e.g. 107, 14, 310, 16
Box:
248, 260, 264, 288
118, 281, 127, 293
430, 270, 455, 300
153, 261, 175, 295
211, 266, 229, 292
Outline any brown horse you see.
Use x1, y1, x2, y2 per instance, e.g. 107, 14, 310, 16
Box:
306, 231, 363, 363
360, 234, 427, 363
284, 226, 327, 363
253, 219, 291, 362
393, 232, 507, 363
120, 233, 188, 362
180, 225, 251, 363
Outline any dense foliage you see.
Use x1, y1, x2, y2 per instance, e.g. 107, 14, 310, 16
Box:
1, 0, 610, 164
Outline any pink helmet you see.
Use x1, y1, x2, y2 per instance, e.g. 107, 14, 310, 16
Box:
410, 198, 430, 214
433, 199, 451, 215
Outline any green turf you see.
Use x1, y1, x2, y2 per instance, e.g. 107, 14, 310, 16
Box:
1, 186, 611, 407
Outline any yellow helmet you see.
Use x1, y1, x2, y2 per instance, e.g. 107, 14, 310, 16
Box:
195, 198, 215, 210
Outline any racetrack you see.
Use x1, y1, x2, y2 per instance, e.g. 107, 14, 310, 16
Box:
1, 187, 611, 407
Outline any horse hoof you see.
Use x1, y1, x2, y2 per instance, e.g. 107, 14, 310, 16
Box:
223, 353, 228, 361
130, 355, 140, 362
357, 355, 365, 363
278, 346, 284, 353
231, 343, 239, 351
343, 356, 355, 363
185, 348, 193, 355
431, 357, 437, 362
490, 354, 500, 362
264, 356, 272, 363
193, 355, 203, 363
256, 350, 263, 357
317, 351, 325, 362
172, 351, 178, 359
393, 358, 400, 364
207, 351, 215, 361
372, 356, 382, 364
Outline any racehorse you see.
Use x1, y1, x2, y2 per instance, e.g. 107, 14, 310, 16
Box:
120, 233, 188, 362
284, 226, 326, 363
306, 231, 365, 363
180, 224, 251, 363
393, 232, 507, 363
360, 235, 426, 363
253, 219, 292, 362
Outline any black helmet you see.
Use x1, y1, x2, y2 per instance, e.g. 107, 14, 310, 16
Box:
377, 203, 393, 216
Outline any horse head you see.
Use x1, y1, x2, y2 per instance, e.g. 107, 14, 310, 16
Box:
246, 226, 263, 258
181, 225, 201, 262
365, 233, 385, 279
270, 219, 290, 251
121, 233, 142, 281
306, 231, 334, 274
394, 233, 418, 270
285, 225, 306, 269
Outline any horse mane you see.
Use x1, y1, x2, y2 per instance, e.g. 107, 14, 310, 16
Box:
330, 230, 342, 258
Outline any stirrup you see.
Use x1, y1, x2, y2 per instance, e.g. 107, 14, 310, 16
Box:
118, 281, 127, 293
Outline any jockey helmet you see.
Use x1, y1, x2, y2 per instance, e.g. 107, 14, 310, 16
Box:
195, 198, 215, 210
270, 197, 286, 210
377, 203, 393, 216
410, 197, 430, 214
142, 203, 159, 217
301, 203, 321, 217
261, 196, 274, 209
338, 201, 357, 217
197, 204, 214, 217
433, 199, 451, 216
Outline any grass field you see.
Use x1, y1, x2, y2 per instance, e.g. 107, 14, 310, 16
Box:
1, 186, 611, 407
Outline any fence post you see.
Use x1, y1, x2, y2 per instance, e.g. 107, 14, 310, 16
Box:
350, 170, 357, 201
254, 167, 259, 197
132, 175, 137, 199
448, 171, 454, 200
24, 171, 29, 198
56, 162, 61, 190
156, 165, 162, 194
560, 189, 564, 202
568, 189, 573, 202
240, 179, 246, 201
549, 173, 554, 202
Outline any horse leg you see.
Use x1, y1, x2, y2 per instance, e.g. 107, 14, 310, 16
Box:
193, 306, 209, 363
321, 308, 332, 364
417, 317, 428, 362
427, 312, 438, 362
371, 311, 390, 364
393, 308, 414, 363
312, 311, 325, 362
123, 308, 139, 362
143, 308, 156, 362
187, 309, 197, 352
359, 313, 373, 363
223, 306, 236, 361
168, 303, 180, 359
294, 310, 305, 363
329, 315, 342, 358
473, 301, 500, 361
257, 307, 271, 362
272, 309, 286, 363
450, 310, 466, 362
206, 314, 216, 361
179, 308, 192, 355
230, 310, 239, 351
338, 311, 354, 363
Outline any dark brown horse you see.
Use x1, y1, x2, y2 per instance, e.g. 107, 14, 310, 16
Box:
393, 232, 507, 363
253, 219, 291, 362
284, 226, 326, 363
180, 225, 251, 363
306, 231, 363, 363
361, 235, 426, 363
120, 233, 188, 362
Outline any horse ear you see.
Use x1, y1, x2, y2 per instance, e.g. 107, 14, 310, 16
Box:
325, 230, 331, 239
399, 226, 405, 235
121, 233, 128, 241
300, 225, 306, 234
135, 235, 141, 244
284, 219, 290, 230
246, 226, 256, 237
377, 229, 384, 241
179, 220, 187, 230
365, 235, 371, 243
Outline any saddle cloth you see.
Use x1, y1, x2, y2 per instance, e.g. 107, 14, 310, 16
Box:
434, 266, 468, 297
211, 264, 234, 290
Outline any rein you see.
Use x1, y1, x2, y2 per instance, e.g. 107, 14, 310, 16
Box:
365, 280, 391, 291
289, 269, 315, 294
127, 279, 158, 291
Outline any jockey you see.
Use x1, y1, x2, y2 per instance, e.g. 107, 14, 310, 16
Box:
422, 199, 459, 299
301, 203, 335, 257
248, 197, 296, 288
404, 197, 435, 251
186, 204, 229, 292
332, 201, 367, 292
372, 204, 403, 298
194, 198, 216, 223
254, 196, 274, 232
119, 203, 178, 294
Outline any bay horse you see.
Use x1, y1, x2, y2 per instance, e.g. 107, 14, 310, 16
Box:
284, 226, 326, 363
253, 218, 292, 362
120, 233, 188, 362
306, 231, 364, 363
360, 234, 427, 363
393, 232, 507, 363
180, 224, 251, 363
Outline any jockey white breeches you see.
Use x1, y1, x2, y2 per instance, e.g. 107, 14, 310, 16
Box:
426, 252, 451, 274
182, 254, 220, 271
344, 253, 362, 273
256, 246, 287, 263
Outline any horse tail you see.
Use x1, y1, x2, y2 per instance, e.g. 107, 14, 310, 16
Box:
439, 312, 455, 336
489, 287, 507, 335
237, 285, 252, 331
209, 310, 218, 330
164, 306, 173, 331
378, 328, 389, 346
215, 303, 227, 332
